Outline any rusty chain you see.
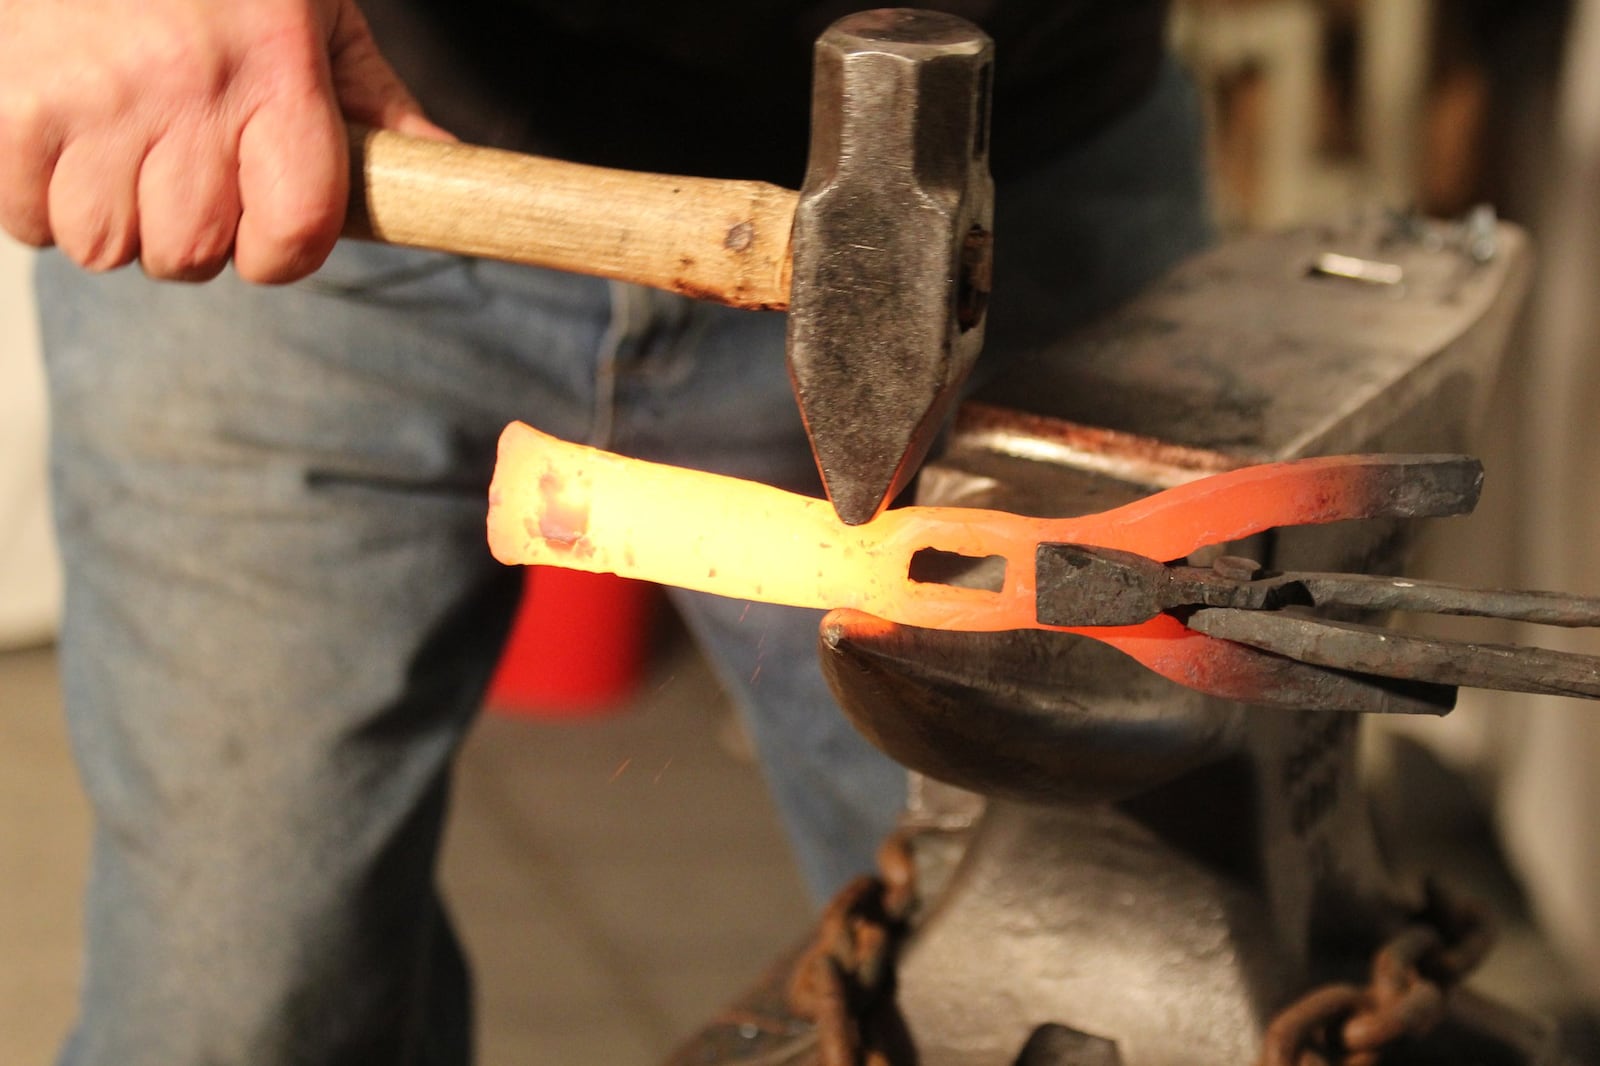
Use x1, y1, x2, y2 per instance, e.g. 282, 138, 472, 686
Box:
743, 836, 1490, 1066
785, 827, 918, 1066
1258, 880, 1495, 1066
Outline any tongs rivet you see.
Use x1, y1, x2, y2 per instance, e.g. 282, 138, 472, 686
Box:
1213, 555, 1263, 582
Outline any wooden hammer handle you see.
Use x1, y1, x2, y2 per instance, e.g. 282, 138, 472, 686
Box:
344, 127, 797, 310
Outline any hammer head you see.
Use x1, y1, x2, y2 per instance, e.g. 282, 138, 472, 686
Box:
787, 9, 995, 526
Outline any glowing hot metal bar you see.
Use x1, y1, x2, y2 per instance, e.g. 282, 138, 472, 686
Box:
488, 420, 1473, 645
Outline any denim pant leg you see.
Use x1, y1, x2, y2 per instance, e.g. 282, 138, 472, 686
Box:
39, 244, 609, 1066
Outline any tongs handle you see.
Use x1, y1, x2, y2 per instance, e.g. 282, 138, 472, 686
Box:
1271, 571, 1600, 628
1185, 608, 1600, 700
1037, 543, 1600, 704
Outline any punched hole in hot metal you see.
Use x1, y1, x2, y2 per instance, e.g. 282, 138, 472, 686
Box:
908, 548, 1007, 593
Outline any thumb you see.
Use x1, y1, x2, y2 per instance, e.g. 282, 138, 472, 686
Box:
326, 0, 454, 141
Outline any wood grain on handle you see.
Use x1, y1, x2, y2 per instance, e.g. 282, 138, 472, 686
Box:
345, 128, 797, 310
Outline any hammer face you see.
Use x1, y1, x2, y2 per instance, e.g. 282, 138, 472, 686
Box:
788, 9, 996, 526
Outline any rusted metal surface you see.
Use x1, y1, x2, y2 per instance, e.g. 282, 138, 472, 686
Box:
786, 831, 918, 1066
662, 832, 921, 1066
1259, 883, 1494, 1066
950, 403, 1241, 490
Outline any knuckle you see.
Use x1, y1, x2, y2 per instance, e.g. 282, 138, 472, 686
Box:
84, 63, 129, 116
47, 158, 138, 270
252, 217, 334, 273
85, 235, 138, 272
257, 203, 340, 263
124, 20, 228, 98
69, 228, 137, 273
247, 13, 327, 96
234, 231, 326, 284
145, 229, 233, 282
231, 256, 283, 285
148, 256, 228, 283
234, 251, 318, 285
0, 92, 54, 246
0, 215, 52, 248
0, 85, 51, 148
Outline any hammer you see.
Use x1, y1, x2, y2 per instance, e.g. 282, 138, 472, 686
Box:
345, 9, 995, 525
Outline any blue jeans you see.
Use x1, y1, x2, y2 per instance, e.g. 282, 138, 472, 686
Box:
39, 61, 1209, 1066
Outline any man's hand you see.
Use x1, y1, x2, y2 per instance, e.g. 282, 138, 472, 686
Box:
0, 0, 447, 283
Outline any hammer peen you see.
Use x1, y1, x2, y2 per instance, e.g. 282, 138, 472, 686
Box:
344, 9, 995, 526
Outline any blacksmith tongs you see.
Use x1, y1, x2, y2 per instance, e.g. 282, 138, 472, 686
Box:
1035, 534, 1600, 712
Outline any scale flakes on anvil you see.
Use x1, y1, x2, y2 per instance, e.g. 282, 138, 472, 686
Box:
486, 420, 1600, 710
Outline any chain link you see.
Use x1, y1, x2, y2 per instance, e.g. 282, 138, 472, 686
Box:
786, 828, 918, 1066
783, 842, 1489, 1066
1258, 881, 1495, 1066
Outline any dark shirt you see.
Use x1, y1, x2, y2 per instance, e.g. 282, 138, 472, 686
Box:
363, 1, 1169, 186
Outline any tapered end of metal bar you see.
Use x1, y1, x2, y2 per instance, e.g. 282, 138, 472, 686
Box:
1347, 454, 1485, 519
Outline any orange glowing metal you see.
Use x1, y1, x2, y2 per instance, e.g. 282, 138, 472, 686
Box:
488, 419, 1397, 639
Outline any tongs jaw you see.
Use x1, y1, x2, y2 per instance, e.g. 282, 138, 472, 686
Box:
1033, 540, 1600, 707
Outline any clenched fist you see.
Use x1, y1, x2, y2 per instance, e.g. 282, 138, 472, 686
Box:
0, 0, 447, 282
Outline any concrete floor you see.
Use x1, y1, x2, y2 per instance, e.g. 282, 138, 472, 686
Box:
1, 644, 89, 1065
0, 629, 813, 1066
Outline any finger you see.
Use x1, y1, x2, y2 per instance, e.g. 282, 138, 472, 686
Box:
47, 132, 143, 271
137, 121, 240, 281
327, 0, 453, 142
0, 94, 63, 247
234, 87, 346, 285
